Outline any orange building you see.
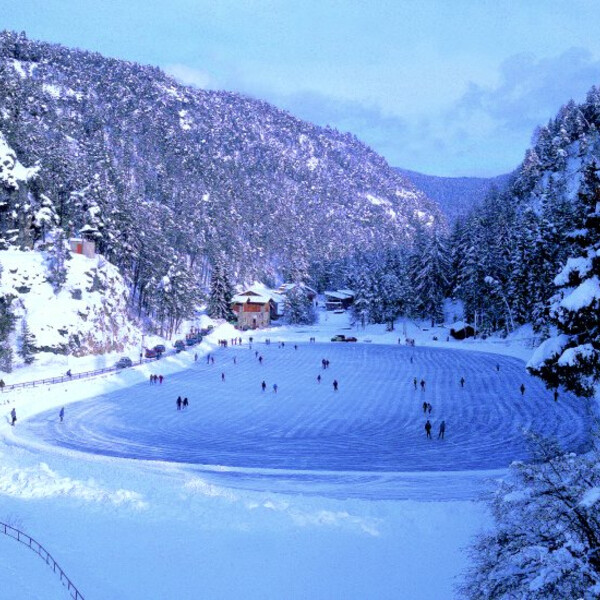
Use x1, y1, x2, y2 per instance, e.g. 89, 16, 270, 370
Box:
231, 290, 275, 329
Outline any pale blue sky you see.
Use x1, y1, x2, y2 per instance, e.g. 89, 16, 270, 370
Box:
3, 0, 600, 176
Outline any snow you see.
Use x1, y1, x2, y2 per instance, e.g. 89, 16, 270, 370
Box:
559, 276, 600, 312
0, 312, 591, 599
558, 343, 597, 367
42, 83, 61, 99
527, 334, 570, 370
306, 156, 319, 171
0, 248, 140, 359
580, 487, 600, 508
554, 255, 593, 286
0, 131, 39, 190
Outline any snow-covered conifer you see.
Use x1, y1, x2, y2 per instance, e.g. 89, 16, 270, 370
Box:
528, 162, 600, 397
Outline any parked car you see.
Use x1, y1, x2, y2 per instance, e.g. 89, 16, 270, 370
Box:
174, 340, 186, 353
145, 348, 157, 359
331, 334, 346, 342
153, 344, 166, 354
200, 325, 214, 336
115, 357, 133, 369
345, 336, 358, 342
186, 335, 202, 346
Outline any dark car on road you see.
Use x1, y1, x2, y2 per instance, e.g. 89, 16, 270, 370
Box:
145, 348, 157, 359
331, 334, 346, 342
115, 357, 133, 369
344, 336, 358, 342
154, 344, 166, 354
174, 340, 186, 353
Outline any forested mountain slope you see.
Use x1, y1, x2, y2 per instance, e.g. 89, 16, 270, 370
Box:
0, 30, 440, 310
450, 87, 600, 336
396, 168, 511, 223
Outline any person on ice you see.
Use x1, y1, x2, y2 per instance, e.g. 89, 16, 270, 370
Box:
221, 372, 225, 382
420, 379, 426, 391
520, 383, 525, 396
422, 401, 428, 413
317, 374, 321, 384
427, 403, 432, 414
554, 388, 559, 402
413, 377, 418, 390
425, 419, 432, 439
10, 407, 16, 426
438, 420, 446, 439
460, 377, 465, 388
261, 380, 266, 392
333, 379, 339, 391
176, 396, 182, 410
183, 397, 189, 408
273, 383, 278, 393
59, 407, 64, 422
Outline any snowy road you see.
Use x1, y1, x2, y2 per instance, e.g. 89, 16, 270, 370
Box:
16, 342, 590, 500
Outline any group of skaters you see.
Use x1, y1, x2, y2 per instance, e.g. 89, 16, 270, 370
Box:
176, 396, 190, 410
261, 380, 278, 393
149, 374, 164, 384
218, 338, 243, 348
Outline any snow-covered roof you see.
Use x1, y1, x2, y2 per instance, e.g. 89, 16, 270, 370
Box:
450, 321, 474, 331
232, 292, 272, 304
337, 289, 355, 297
324, 291, 352, 300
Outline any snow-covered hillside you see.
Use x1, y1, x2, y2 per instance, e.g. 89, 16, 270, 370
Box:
1, 249, 141, 361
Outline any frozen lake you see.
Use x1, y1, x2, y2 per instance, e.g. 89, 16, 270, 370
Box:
19, 342, 590, 499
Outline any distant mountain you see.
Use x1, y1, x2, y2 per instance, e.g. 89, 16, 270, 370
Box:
395, 168, 512, 223
0, 30, 441, 306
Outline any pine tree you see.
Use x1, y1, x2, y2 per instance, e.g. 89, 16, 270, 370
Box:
46, 229, 70, 292
18, 319, 36, 364
527, 162, 600, 397
0, 291, 15, 373
461, 435, 600, 600
283, 284, 317, 325
207, 257, 235, 321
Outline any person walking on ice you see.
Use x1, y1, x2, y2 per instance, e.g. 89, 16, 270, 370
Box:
460, 377, 465, 388
420, 379, 426, 391
59, 407, 65, 422
333, 379, 339, 391
520, 383, 525, 396
425, 419, 432, 439
413, 377, 418, 390
176, 396, 182, 410
317, 374, 321, 384
10, 407, 16, 426
422, 401, 427, 414
261, 380, 266, 392
273, 383, 278, 393
438, 420, 446, 439
221, 372, 225, 382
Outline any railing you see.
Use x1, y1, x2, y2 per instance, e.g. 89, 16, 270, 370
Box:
0, 349, 179, 393
1, 521, 85, 600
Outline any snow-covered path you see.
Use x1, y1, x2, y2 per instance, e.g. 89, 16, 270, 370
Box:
15, 342, 589, 500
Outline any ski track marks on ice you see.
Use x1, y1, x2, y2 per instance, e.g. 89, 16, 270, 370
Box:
16, 343, 590, 500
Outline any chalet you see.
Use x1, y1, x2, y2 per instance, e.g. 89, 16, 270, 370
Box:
323, 289, 354, 310
231, 290, 276, 329
449, 321, 476, 340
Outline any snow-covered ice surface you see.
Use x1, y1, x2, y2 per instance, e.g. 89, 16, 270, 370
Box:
0, 313, 592, 599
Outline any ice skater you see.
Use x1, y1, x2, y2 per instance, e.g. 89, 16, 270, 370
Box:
520, 383, 525, 396
438, 420, 446, 439
10, 407, 16, 425
413, 377, 418, 390
460, 377, 465, 388
317, 374, 321, 384
422, 401, 428, 414
420, 379, 426, 391
261, 380, 266, 392
59, 407, 64, 422
425, 419, 432, 439
176, 396, 182, 410
273, 383, 278, 393
183, 397, 189, 408
221, 372, 225, 382
427, 403, 432, 414
333, 379, 338, 391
